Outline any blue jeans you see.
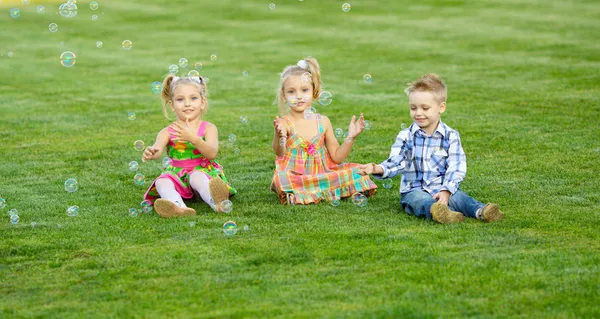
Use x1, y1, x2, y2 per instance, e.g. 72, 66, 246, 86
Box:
400, 189, 484, 220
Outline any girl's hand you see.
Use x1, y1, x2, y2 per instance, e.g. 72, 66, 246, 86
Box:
142, 147, 159, 162
171, 119, 197, 143
357, 163, 373, 176
347, 113, 365, 140
274, 116, 287, 138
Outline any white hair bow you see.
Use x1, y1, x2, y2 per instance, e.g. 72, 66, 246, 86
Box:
297, 60, 309, 70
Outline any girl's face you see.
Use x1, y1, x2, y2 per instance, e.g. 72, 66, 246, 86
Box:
170, 84, 205, 121
282, 75, 314, 112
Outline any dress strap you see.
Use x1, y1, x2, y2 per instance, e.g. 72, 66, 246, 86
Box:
198, 121, 208, 137
316, 114, 324, 134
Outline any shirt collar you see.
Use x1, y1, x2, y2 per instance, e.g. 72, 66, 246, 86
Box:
410, 120, 447, 137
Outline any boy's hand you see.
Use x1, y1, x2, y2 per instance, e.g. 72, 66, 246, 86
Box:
274, 116, 287, 138
171, 119, 197, 143
433, 190, 451, 206
347, 113, 364, 140
358, 163, 381, 176
142, 147, 159, 162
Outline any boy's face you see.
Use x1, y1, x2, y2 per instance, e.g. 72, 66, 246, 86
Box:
409, 90, 446, 134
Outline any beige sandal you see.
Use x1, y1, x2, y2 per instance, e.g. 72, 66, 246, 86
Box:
154, 199, 196, 218
209, 178, 230, 212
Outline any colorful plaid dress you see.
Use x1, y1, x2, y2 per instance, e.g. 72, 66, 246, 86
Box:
271, 114, 377, 205
144, 121, 236, 204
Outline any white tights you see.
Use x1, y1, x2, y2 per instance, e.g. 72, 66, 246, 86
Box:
154, 172, 215, 210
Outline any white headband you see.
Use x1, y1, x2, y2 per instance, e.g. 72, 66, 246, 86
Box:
173, 76, 202, 85
297, 60, 309, 70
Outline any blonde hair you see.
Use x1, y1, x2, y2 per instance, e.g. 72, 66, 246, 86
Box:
404, 73, 447, 104
161, 74, 208, 120
275, 56, 323, 115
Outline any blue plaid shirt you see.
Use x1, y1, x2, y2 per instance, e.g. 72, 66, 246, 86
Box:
374, 121, 467, 195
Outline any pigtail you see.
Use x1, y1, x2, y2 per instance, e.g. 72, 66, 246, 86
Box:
304, 56, 322, 99
161, 74, 176, 120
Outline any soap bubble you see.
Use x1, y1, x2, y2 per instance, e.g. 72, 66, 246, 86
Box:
66, 205, 79, 217
60, 51, 76, 67
64, 178, 78, 192
91, 14, 98, 21
342, 3, 351, 12
279, 137, 286, 147
243, 71, 248, 77
162, 157, 170, 169
194, 62, 203, 70
169, 64, 178, 74
7, 52, 14, 57
331, 199, 340, 207
228, 134, 237, 144
151, 81, 162, 94
304, 107, 316, 120
210, 54, 217, 61
31, 222, 37, 228
240, 116, 248, 124
188, 70, 199, 77
382, 178, 393, 189
10, 215, 19, 224
233, 148, 240, 155
223, 221, 238, 236
128, 112, 136, 120
401, 123, 407, 129
36, 5, 45, 14
363, 74, 372, 83
334, 128, 343, 138
140, 200, 153, 213
243, 225, 249, 231
128, 161, 139, 172
10, 8, 20, 18
59, 3, 78, 18
9, 208, 18, 216
178, 58, 188, 68
122, 40, 132, 50
318, 91, 333, 106
352, 193, 367, 207
133, 173, 145, 186
269, 3, 275, 10
23, 0, 30, 4
96, 41, 103, 48
0, 198, 5, 209
128, 208, 138, 217
49, 23, 58, 33
300, 72, 312, 83
288, 96, 299, 107
221, 200, 232, 214
189, 221, 196, 227
133, 140, 145, 151
90, 1, 99, 10
364, 120, 372, 130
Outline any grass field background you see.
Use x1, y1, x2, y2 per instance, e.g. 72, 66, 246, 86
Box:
1, 0, 599, 317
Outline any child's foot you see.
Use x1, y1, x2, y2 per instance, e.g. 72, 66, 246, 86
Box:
209, 178, 230, 212
154, 199, 196, 218
479, 203, 504, 222
430, 202, 464, 224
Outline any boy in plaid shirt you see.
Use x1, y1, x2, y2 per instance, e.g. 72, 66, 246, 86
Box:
359, 74, 504, 224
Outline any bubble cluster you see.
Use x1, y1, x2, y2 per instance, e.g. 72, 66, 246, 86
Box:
179, 58, 188, 68
128, 112, 136, 120
221, 200, 233, 214
363, 74, 372, 83
223, 221, 238, 236
152, 81, 162, 94
140, 200, 153, 213
60, 51, 76, 67
129, 161, 139, 172
382, 178, 393, 189
96, 41, 103, 48
10, 8, 20, 19
133, 173, 145, 186
318, 91, 333, 106
133, 140, 145, 151
66, 205, 79, 217
64, 178, 78, 192
122, 40, 132, 50
352, 193, 367, 207
342, 3, 351, 12
169, 64, 179, 75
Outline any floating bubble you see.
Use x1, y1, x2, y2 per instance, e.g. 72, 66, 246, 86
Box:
65, 178, 78, 192
60, 51, 76, 68
122, 40, 132, 50
133, 173, 145, 186
66, 205, 79, 217
151, 81, 162, 94
96, 41, 103, 48
363, 74, 372, 83
204, 77, 209, 83
243, 71, 248, 77
194, 62, 203, 70
382, 178, 393, 189
59, 3, 78, 18
8, 52, 14, 58
210, 54, 217, 61
288, 96, 299, 108
335, 128, 343, 138
133, 140, 145, 151
188, 70, 199, 77
91, 14, 98, 21
223, 221, 238, 236
169, 64, 179, 75
189, 221, 196, 227
243, 225, 249, 231
9, 208, 18, 216
23, 0, 30, 5
300, 72, 312, 83
364, 120, 372, 130
0, 198, 5, 209
240, 116, 248, 124
343, 132, 349, 140
10, 8, 20, 18
128, 208, 138, 217
162, 157, 170, 169
178, 58, 188, 68
401, 123, 407, 129
342, 3, 351, 12
279, 137, 286, 147
31, 221, 37, 228
331, 199, 340, 207
304, 107, 316, 120
36, 5, 45, 14
318, 91, 333, 106
128, 161, 139, 172
233, 148, 240, 155
140, 200, 153, 213
10, 215, 19, 224
90, 1, 99, 10
228, 134, 237, 144
221, 200, 232, 214
128, 112, 136, 120
49, 23, 58, 33
269, 3, 275, 10
352, 193, 367, 207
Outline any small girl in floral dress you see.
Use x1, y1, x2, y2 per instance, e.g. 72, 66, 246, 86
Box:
142, 75, 236, 217
271, 57, 377, 205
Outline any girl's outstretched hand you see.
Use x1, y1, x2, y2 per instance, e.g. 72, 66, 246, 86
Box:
347, 113, 365, 140
274, 116, 287, 138
142, 147, 159, 162
171, 119, 197, 143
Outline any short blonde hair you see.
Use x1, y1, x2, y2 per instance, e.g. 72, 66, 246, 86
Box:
161, 74, 208, 120
275, 56, 323, 115
404, 73, 447, 104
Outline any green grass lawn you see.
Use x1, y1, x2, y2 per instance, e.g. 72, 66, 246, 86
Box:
1, 0, 599, 317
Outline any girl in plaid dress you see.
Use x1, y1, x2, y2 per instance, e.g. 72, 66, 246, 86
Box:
271, 57, 377, 205
142, 75, 236, 217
